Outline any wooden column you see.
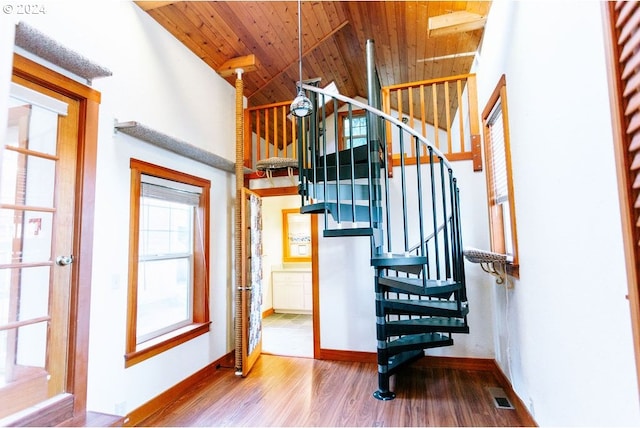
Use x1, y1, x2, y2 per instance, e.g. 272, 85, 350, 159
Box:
234, 68, 244, 372
218, 54, 256, 374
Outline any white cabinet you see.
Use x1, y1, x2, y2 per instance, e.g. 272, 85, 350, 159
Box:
272, 270, 312, 313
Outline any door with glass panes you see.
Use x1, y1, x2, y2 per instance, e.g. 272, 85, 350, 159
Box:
0, 75, 79, 417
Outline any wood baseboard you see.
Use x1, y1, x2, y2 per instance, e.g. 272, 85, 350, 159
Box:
262, 308, 275, 318
416, 355, 497, 371
491, 361, 538, 427
125, 351, 234, 427
317, 348, 377, 363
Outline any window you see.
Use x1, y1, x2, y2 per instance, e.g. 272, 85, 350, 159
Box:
282, 208, 311, 263
126, 159, 210, 367
338, 109, 367, 150
482, 75, 519, 276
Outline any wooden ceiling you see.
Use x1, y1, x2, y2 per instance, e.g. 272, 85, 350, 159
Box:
136, 1, 491, 109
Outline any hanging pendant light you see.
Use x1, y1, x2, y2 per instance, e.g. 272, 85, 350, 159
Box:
290, 0, 312, 117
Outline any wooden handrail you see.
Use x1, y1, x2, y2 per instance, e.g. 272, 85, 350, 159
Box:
383, 73, 477, 91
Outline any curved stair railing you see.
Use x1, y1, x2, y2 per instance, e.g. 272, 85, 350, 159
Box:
297, 82, 468, 400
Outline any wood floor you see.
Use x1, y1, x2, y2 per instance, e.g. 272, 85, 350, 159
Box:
140, 354, 532, 427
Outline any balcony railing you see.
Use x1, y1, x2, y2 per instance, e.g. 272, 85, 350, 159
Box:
244, 101, 299, 172
244, 74, 482, 177
381, 74, 482, 174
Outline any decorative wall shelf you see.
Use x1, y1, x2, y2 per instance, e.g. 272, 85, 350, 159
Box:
15, 22, 112, 84
114, 121, 247, 174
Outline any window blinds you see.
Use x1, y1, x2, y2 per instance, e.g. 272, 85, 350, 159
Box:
487, 102, 508, 204
141, 174, 202, 206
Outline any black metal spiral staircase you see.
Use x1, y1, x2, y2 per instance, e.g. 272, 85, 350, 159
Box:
295, 68, 469, 399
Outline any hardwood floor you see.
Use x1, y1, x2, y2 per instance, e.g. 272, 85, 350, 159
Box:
140, 355, 532, 427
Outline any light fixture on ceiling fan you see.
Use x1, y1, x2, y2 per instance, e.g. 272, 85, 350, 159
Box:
290, 0, 313, 118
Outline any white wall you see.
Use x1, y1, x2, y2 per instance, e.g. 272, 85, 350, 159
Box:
474, 1, 640, 425
0, 2, 237, 417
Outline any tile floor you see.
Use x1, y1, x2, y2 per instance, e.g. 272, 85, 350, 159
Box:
262, 313, 312, 358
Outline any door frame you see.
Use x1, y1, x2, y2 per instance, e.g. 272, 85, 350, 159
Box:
602, 2, 640, 397
250, 185, 319, 359
4, 53, 100, 426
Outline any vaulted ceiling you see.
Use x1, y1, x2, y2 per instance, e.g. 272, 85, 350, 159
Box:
136, 1, 491, 108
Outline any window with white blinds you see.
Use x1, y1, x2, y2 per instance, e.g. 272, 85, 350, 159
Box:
141, 174, 203, 205
487, 102, 508, 204
482, 75, 519, 275
137, 177, 200, 343
126, 159, 211, 367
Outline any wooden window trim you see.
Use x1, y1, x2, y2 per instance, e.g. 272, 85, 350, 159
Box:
125, 159, 211, 368
282, 208, 312, 263
482, 75, 520, 277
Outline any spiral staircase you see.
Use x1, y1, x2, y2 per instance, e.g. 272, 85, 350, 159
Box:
295, 58, 469, 400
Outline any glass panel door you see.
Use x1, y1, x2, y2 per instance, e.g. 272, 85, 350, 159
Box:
0, 80, 78, 417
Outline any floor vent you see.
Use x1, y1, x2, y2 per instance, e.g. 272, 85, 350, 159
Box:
487, 387, 515, 410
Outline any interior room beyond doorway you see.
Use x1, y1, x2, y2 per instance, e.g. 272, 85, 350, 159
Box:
260, 194, 313, 358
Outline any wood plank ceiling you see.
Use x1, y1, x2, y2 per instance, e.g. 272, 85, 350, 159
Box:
136, 1, 491, 110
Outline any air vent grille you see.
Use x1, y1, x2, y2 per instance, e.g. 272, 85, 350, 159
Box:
487, 387, 515, 410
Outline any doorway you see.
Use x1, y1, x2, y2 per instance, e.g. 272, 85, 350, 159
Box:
257, 193, 315, 358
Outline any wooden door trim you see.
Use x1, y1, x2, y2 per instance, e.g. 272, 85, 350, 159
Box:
602, 2, 640, 396
9, 54, 100, 423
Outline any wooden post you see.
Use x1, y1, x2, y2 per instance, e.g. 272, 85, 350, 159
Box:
234, 68, 244, 373
218, 53, 258, 374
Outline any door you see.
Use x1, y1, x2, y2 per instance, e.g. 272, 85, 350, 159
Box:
240, 188, 263, 376
0, 77, 79, 417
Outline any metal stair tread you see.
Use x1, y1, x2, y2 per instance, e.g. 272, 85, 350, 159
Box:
324, 227, 374, 237
385, 349, 424, 374
300, 201, 379, 223
309, 182, 375, 202
317, 144, 370, 167
386, 332, 454, 354
385, 317, 469, 336
302, 163, 371, 182
371, 253, 427, 268
382, 298, 469, 317
378, 275, 461, 296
